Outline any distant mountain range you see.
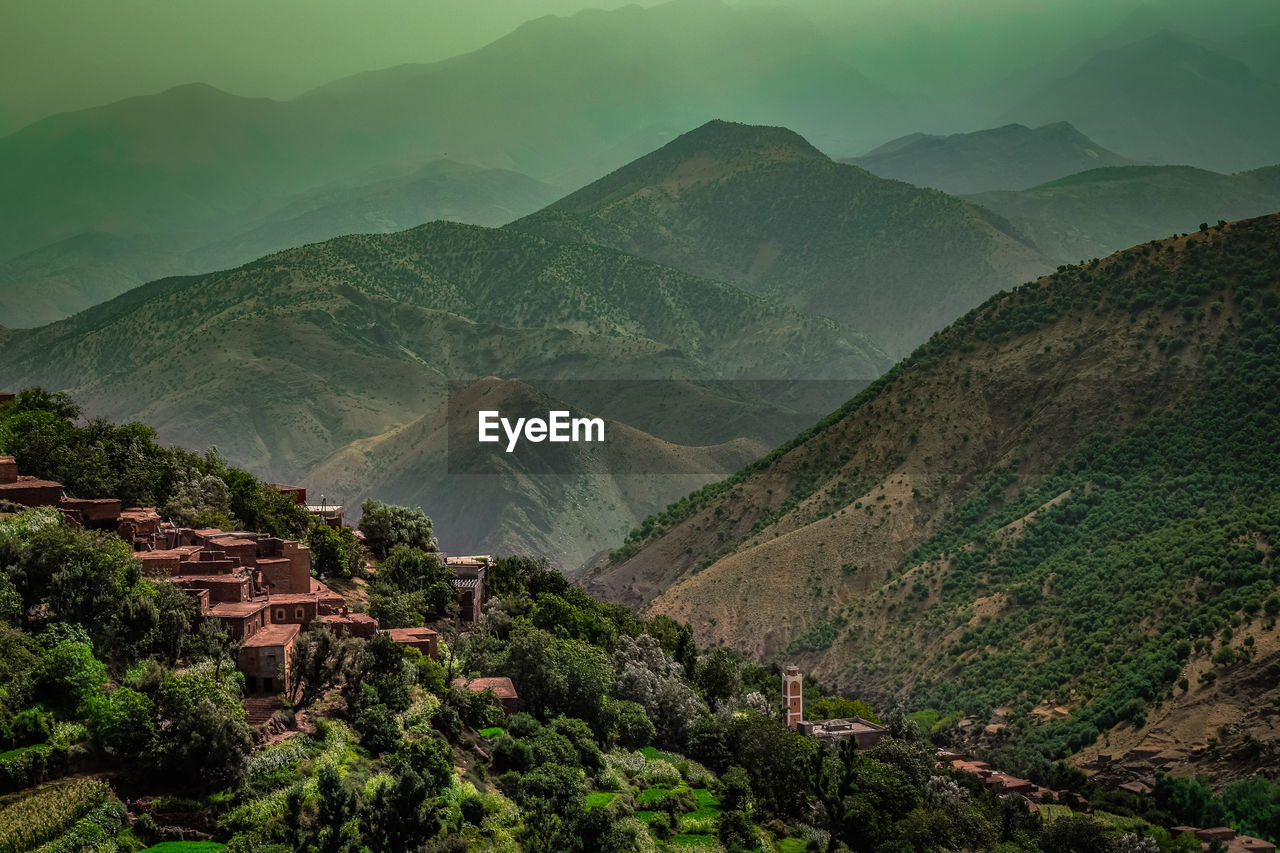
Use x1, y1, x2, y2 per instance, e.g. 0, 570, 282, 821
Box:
3, 1, 1277, 331
0, 160, 560, 328
1000, 31, 1280, 173
512, 120, 1050, 357
586, 214, 1280, 772
846, 122, 1142, 195
969, 164, 1280, 265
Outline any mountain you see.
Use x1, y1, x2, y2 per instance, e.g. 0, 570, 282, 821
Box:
1001, 32, 1280, 173
0, 219, 889, 569
511, 120, 1051, 357
846, 122, 1142, 195
0, 158, 560, 328
968, 164, 1280, 265
587, 214, 1280, 771
0, 0, 902, 266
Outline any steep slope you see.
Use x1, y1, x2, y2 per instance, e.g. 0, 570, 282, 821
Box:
846, 122, 1142, 195
969, 165, 1280, 265
511, 120, 1051, 357
587, 215, 1280, 769
1001, 32, 1280, 173
0, 159, 560, 328
0, 221, 889, 569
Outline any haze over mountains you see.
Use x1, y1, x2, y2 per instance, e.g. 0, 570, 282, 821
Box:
970, 164, 1280, 266
512, 120, 1049, 357
3, 0, 1279, 329
847, 122, 1141, 195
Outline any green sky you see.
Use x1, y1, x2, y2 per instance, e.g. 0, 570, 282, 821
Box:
0, 0, 661, 132
2, 0, 1273, 136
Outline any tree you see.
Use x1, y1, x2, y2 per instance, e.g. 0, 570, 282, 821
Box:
308, 523, 363, 579
605, 698, 655, 750
717, 809, 758, 853
358, 500, 438, 559
85, 686, 155, 754
695, 647, 742, 711
287, 626, 353, 709
163, 468, 234, 529
153, 665, 252, 789
38, 635, 107, 712
612, 634, 705, 750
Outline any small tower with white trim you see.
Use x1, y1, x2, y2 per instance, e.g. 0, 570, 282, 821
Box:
783, 665, 803, 729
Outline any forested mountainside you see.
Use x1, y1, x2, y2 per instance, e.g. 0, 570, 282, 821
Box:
589, 214, 1280, 778
0, 158, 561, 329
512, 120, 1050, 357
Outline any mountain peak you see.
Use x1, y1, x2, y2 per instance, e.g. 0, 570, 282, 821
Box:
530, 120, 829, 216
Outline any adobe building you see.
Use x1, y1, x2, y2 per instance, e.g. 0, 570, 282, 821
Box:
784, 665, 888, 749
385, 627, 439, 658
0, 457, 63, 508
273, 484, 307, 506
452, 676, 518, 715
209, 600, 269, 640
446, 555, 490, 622
317, 610, 380, 638
239, 623, 300, 695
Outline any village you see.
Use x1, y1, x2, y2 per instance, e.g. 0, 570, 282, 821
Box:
0, 451, 514, 716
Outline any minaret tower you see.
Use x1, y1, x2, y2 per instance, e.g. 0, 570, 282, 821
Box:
783, 665, 803, 729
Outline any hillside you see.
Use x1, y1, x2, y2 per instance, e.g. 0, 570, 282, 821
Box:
969, 164, 1280, 265
1001, 32, 1280, 173
304, 376, 769, 569
587, 214, 1280, 773
0, 158, 560, 328
846, 122, 1142, 194
511, 120, 1051, 356
0, 220, 889, 570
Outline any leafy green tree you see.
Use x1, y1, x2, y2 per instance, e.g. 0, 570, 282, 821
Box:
358, 500, 438, 559
286, 626, 353, 709
605, 698, 654, 750
153, 665, 252, 789
717, 809, 758, 853
38, 635, 107, 711
85, 686, 155, 754
308, 523, 363, 579
695, 646, 742, 711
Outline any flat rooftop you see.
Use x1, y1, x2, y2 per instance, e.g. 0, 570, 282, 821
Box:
208, 601, 268, 616
243, 623, 300, 647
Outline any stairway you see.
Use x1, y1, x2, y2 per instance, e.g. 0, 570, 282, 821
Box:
243, 695, 283, 727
